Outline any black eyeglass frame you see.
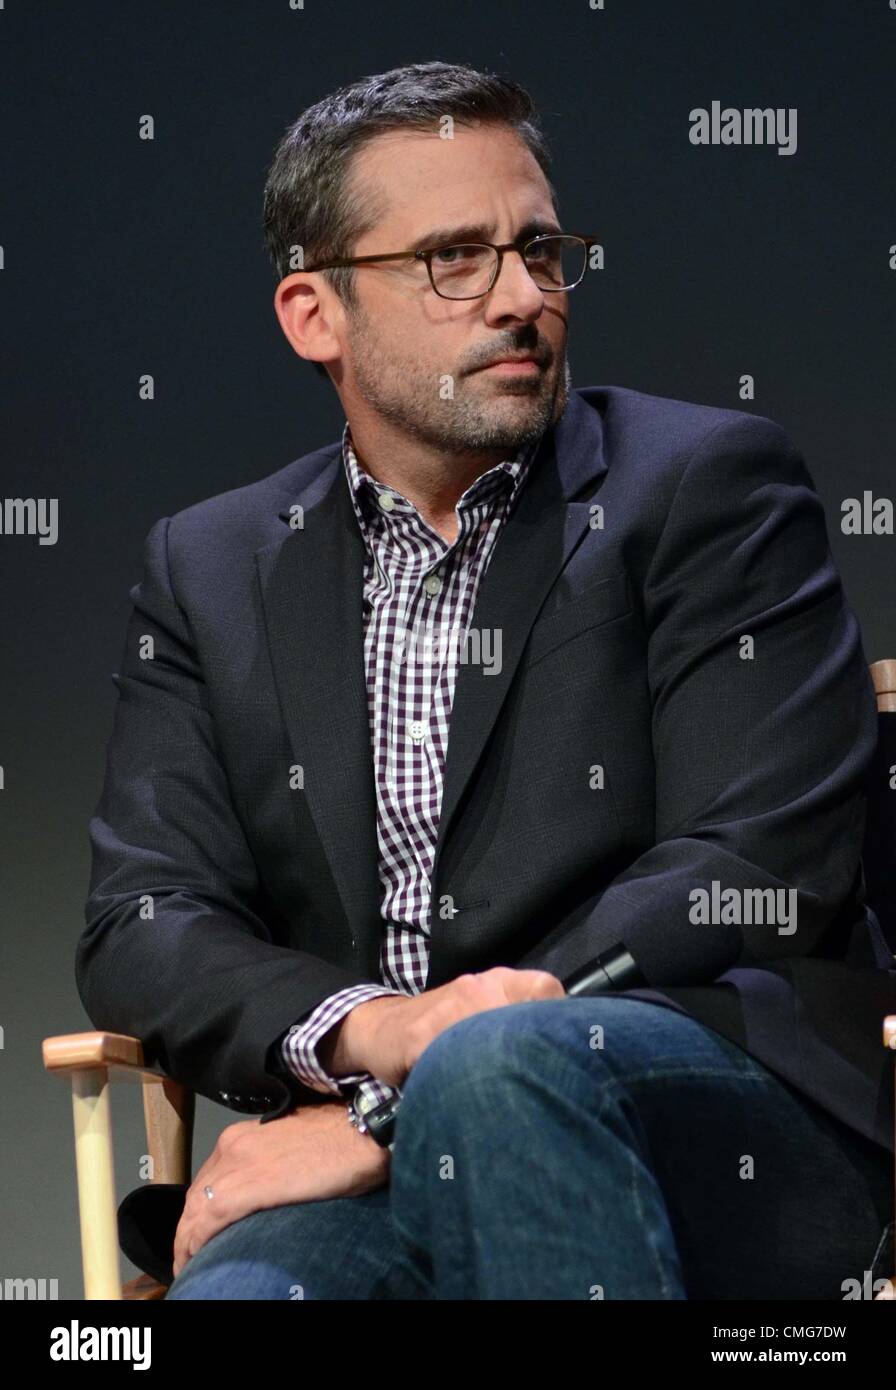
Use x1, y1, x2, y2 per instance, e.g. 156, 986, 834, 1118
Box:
301, 232, 601, 300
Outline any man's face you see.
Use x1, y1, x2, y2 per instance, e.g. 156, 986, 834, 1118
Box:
331, 122, 572, 455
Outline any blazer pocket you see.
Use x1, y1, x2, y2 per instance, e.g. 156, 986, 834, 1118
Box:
524, 571, 633, 669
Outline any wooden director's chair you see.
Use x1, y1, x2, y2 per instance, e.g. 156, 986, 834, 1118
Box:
43, 661, 896, 1300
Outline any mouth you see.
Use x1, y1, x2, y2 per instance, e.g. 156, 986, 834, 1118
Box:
474, 357, 543, 376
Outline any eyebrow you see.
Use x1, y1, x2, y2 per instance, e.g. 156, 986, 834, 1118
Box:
413, 217, 563, 251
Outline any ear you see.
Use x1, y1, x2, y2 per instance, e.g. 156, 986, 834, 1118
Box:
274, 272, 343, 371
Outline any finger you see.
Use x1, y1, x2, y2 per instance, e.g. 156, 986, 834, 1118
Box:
170, 1122, 258, 1278
172, 1168, 217, 1276
172, 1206, 194, 1280
172, 1146, 222, 1276
173, 1199, 215, 1279
505, 968, 567, 1001
177, 1178, 249, 1270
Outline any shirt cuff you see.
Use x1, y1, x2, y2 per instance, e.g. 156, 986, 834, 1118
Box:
280, 983, 405, 1095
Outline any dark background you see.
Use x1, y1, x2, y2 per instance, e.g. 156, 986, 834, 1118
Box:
2, 0, 894, 1297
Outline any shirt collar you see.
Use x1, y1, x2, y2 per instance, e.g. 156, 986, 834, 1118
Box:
340, 421, 539, 540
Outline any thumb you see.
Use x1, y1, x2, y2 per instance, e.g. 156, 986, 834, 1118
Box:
505, 968, 567, 1001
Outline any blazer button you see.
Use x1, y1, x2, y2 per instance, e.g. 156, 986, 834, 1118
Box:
219, 1091, 230, 1103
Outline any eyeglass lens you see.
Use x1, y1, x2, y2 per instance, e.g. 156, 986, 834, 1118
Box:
429, 235, 587, 298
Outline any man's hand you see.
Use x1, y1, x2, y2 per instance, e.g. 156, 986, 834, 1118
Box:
171, 1101, 389, 1280
319, 966, 566, 1088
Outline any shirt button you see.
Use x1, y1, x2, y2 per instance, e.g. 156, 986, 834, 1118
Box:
424, 573, 442, 596
408, 720, 427, 744
377, 492, 397, 512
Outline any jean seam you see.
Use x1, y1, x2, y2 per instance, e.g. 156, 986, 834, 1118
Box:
622, 1112, 675, 1298
595, 1073, 687, 1297
597, 1064, 776, 1094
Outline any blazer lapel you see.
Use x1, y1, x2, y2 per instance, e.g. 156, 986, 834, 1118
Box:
255, 446, 384, 978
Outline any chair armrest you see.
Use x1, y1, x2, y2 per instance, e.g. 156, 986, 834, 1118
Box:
43, 1030, 162, 1085
43, 1029, 194, 1182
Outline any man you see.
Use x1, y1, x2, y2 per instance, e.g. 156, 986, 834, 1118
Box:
77, 61, 895, 1300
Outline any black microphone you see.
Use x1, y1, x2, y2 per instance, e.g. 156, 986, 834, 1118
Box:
563, 944, 647, 996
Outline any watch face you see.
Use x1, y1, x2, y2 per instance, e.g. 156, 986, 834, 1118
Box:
353, 1091, 375, 1120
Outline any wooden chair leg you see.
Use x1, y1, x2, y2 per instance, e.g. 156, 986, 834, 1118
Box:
143, 1076, 194, 1185
71, 1067, 121, 1299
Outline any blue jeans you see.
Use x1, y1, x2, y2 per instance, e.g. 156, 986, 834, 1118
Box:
165, 998, 893, 1299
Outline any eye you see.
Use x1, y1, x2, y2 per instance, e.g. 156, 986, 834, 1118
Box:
432, 244, 484, 266
525, 239, 555, 262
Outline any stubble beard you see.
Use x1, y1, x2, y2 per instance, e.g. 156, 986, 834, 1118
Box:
346, 303, 572, 457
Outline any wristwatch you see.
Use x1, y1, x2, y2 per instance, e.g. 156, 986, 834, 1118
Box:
347, 1087, 401, 1152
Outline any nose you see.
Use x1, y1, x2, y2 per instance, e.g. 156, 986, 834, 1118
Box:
482, 248, 546, 324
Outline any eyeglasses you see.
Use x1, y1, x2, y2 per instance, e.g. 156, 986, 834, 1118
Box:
303, 232, 599, 301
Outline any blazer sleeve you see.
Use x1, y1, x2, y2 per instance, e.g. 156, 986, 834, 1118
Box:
517, 415, 878, 986
76, 515, 380, 1119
